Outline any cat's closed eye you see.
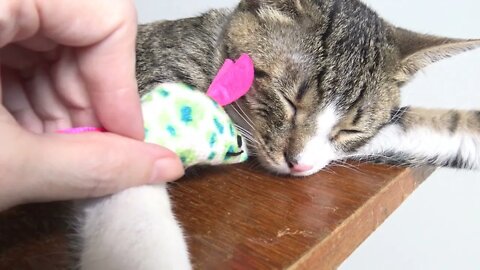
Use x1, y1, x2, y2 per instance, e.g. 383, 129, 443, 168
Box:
330, 129, 364, 141
338, 129, 364, 135
254, 68, 270, 79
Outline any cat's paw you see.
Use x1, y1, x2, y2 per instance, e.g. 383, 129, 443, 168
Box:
78, 185, 192, 270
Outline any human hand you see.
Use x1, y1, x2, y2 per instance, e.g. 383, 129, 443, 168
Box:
0, 0, 184, 211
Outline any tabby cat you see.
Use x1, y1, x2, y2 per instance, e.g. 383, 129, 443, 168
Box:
77, 0, 480, 269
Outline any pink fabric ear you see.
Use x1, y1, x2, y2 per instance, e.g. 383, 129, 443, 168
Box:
207, 53, 254, 106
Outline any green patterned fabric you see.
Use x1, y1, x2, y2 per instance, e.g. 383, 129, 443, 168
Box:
142, 83, 248, 168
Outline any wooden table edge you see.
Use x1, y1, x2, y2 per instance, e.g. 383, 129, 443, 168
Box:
287, 167, 435, 270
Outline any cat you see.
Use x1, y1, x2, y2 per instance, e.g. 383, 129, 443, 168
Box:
76, 0, 480, 269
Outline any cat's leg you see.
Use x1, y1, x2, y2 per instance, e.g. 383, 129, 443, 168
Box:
77, 184, 191, 270
355, 107, 480, 169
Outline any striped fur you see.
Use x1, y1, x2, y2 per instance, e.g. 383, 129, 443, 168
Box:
136, 0, 480, 174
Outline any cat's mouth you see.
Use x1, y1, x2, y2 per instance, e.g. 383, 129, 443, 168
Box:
253, 153, 326, 177
289, 166, 319, 177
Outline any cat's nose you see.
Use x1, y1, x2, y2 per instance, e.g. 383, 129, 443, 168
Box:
290, 163, 314, 173
286, 158, 313, 173
285, 152, 313, 173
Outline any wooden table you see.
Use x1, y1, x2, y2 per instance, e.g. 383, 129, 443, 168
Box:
0, 162, 433, 269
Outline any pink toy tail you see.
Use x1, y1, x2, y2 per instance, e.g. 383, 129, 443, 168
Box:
56, 127, 106, 134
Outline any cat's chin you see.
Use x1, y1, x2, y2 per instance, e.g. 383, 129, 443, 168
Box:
262, 162, 323, 177
255, 153, 331, 177
289, 168, 321, 177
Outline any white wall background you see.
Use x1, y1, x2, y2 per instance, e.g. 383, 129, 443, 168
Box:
134, 1, 480, 269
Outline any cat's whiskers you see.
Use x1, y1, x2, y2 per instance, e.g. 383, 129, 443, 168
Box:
389, 109, 433, 126
245, 141, 258, 150
235, 125, 260, 145
237, 131, 257, 144
234, 126, 260, 157
245, 147, 259, 157
321, 166, 340, 176
231, 102, 256, 132
322, 163, 347, 175
390, 107, 406, 121
239, 131, 254, 141
331, 160, 370, 176
234, 124, 254, 136
239, 133, 258, 146
332, 160, 359, 170
234, 101, 256, 128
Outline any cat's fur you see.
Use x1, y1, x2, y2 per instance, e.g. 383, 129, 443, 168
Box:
77, 0, 480, 269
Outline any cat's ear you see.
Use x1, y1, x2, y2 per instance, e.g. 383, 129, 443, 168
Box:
393, 27, 480, 81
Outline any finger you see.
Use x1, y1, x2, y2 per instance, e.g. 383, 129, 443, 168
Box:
36, 0, 143, 139
76, 10, 143, 140
1, 68, 43, 133
0, 118, 32, 211
25, 65, 71, 132
51, 48, 99, 127
0, 0, 40, 47
4, 132, 184, 208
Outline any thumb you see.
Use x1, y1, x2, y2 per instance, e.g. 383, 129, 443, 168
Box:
3, 131, 184, 209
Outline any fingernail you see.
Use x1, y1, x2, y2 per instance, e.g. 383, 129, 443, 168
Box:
149, 158, 185, 183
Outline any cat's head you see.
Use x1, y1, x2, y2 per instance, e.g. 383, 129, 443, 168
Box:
223, 0, 480, 176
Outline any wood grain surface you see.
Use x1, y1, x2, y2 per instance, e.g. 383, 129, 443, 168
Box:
0, 162, 433, 270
